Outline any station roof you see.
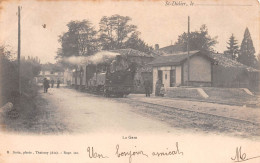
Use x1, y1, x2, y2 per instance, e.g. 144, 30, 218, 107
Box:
149, 50, 259, 72
148, 50, 202, 66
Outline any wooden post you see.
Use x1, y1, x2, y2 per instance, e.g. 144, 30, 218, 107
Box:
187, 16, 190, 86
18, 6, 21, 94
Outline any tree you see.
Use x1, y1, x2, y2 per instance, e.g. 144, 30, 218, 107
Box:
174, 24, 218, 52
57, 20, 99, 59
256, 52, 260, 69
237, 27, 257, 68
0, 45, 41, 105
99, 15, 137, 50
123, 32, 153, 53
226, 34, 239, 60
41, 62, 64, 73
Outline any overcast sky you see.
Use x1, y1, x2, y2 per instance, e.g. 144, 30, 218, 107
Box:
0, 0, 259, 63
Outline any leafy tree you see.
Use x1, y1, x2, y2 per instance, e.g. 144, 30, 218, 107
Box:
174, 24, 218, 52
0, 46, 41, 105
99, 15, 137, 50
256, 52, 260, 69
41, 62, 64, 72
237, 27, 257, 68
21, 56, 41, 76
57, 20, 98, 59
226, 34, 239, 60
123, 32, 153, 53
0, 46, 18, 95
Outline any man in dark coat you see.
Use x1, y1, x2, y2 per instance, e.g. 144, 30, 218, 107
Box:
50, 79, 54, 88
57, 79, 60, 88
144, 79, 151, 97
43, 78, 50, 93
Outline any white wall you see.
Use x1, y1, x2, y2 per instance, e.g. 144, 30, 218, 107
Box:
152, 67, 158, 94
183, 55, 211, 84
162, 70, 170, 88
189, 55, 211, 82
152, 66, 182, 93
176, 66, 182, 85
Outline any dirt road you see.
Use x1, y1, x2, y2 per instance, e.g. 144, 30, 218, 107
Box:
2, 87, 259, 139
29, 87, 179, 134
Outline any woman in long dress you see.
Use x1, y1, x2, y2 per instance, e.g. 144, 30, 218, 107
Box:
155, 79, 162, 96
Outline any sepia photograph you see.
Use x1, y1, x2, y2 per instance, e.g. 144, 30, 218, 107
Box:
0, 0, 259, 162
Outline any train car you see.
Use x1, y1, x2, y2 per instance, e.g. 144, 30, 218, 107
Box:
86, 61, 136, 97
71, 66, 86, 90
70, 49, 155, 96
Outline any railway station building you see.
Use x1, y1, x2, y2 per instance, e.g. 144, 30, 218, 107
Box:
149, 50, 259, 93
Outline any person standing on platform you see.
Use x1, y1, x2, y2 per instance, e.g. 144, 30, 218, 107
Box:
43, 78, 50, 93
51, 79, 54, 88
144, 79, 151, 97
57, 79, 60, 88
155, 79, 162, 96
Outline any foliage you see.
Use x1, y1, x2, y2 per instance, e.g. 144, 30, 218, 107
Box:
174, 24, 218, 52
0, 46, 42, 105
256, 52, 260, 69
21, 56, 41, 76
20, 56, 42, 90
57, 15, 154, 68
41, 62, 64, 72
99, 15, 137, 50
57, 20, 99, 59
0, 46, 19, 105
123, 32, 153, 53
237, 27, 257, 68
226, 34, 239, 60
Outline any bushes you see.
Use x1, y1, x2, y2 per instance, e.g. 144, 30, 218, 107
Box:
0, 46, 41, 106
0, 47, 19, 105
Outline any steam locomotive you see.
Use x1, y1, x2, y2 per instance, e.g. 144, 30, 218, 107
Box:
71, 55, 136, 97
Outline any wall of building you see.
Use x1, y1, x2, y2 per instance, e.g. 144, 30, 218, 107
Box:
176, 66, 182, 86
152, 67, 158, 93
212, 65, 259, 91
38, 71, 64, 83
152, 66, 182, 93
183, 55, 211, 86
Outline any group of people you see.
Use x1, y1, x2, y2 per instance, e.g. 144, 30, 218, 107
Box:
155, 79, 165, 97
43, 78, 61, 93
143, 79, 165, 97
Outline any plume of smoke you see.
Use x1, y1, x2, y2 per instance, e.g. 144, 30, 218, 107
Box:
88, 51, 120, 64
63, 56, 87, 65
63, 51, 120, 65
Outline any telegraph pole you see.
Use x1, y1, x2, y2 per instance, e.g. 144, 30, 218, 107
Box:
18, 6, 21, 94
187, 16, 190, 86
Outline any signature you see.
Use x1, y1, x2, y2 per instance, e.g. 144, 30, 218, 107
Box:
231, 146, 260, 162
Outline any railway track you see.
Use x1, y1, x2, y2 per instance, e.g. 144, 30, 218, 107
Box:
84, 92, 259, 126
70, 90, 260, 137
113, 98, 260, 138
119, 98, 260, 126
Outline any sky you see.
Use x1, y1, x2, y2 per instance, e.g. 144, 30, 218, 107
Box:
0, 0, 259, 63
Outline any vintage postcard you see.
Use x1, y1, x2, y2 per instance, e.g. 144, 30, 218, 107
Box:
0, 0, 259, 162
